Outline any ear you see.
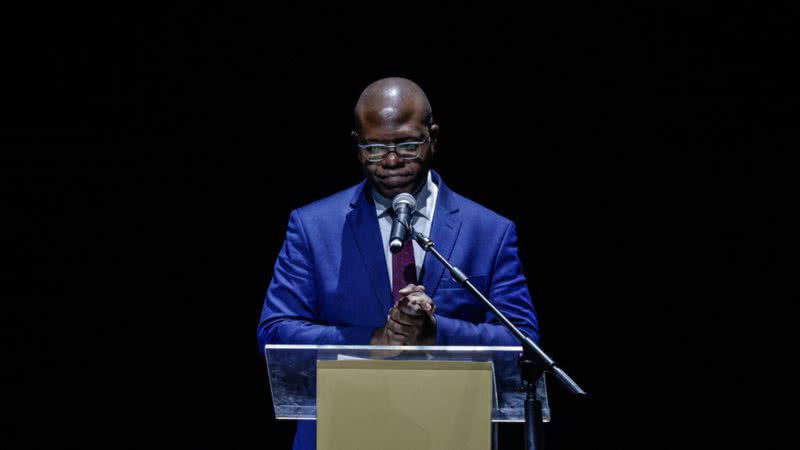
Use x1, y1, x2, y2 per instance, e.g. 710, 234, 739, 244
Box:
429, 124, 440, 154
352, 131, 365, 163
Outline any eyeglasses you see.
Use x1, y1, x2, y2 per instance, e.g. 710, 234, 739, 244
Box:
357, 137, 430, 163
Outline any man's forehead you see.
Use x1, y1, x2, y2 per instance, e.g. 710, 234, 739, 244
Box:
358, 98, 424, 123
359, 120, 427, 141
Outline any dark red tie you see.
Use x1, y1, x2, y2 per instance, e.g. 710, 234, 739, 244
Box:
392, 238, 417, 301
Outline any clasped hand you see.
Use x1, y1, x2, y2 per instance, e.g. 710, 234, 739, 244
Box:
371, 284, 436, 346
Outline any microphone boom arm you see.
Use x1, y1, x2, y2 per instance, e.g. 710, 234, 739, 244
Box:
413, 231, 585, 395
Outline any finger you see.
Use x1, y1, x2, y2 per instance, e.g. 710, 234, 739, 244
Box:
397, 284, 418, 296
386, 317, 414, 336
397, 284, 426, 296
425, 305, 436, 320
396, 290, 431, 309
390, 306, 412, 325
397, 295, 421, 310
399, 303, 423, 316
406, 291, 430, 303
385, 327, 406, 344
385, 325, 405, 338
388, 315, 417, 335
391, 307, 425, 326
390, 316, 421, 336
406, 292, 434, 309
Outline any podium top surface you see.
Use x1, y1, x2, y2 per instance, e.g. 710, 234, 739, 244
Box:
263, 344, 549, 423
265, 344, 524, 351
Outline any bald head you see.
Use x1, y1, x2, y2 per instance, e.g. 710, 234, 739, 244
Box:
354, 77, 433, 132
352, 78, 439, 198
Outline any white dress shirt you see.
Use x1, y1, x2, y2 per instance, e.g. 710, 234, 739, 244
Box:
372, 171, 439, 290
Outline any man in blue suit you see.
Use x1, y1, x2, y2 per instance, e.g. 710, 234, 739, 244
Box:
258, 77, 539, 449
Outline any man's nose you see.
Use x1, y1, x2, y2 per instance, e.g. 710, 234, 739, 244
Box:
382, 150, 403, 167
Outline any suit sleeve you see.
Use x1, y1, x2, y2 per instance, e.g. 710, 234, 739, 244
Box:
257, 210, 376, 350
434, 221, 540, 345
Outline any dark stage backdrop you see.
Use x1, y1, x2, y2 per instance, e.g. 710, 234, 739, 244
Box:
3, 3, 790, 450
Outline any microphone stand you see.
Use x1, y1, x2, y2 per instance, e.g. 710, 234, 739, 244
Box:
412, 231, 586, 450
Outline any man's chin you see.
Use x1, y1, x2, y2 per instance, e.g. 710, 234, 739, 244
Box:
371, 176, 417, 197
375, 181, 415, 198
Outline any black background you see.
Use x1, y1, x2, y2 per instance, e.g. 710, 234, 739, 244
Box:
3, 3, 791, 449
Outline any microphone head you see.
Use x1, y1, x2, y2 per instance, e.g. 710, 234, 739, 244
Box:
391, 192, 416, 212
389, 238, 404, 253
389, 193, 415, 254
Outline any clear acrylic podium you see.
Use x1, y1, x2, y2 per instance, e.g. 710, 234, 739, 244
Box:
264, 344, 550, 426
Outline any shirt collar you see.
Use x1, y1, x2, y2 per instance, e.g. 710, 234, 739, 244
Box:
372, 171, 435, 220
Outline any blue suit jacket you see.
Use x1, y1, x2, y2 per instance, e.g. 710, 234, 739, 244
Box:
258, 171, 538, 450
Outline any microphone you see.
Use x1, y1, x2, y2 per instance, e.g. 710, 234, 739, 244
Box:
389, 193, 416, 253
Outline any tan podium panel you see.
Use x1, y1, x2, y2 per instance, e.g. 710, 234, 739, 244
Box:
317, 359, 492, 450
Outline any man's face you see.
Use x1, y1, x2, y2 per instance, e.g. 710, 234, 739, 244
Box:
355, 116, 436, 199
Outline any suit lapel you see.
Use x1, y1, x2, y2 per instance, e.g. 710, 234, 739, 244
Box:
422, 171, 462, 300
345, 181, 393, 312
